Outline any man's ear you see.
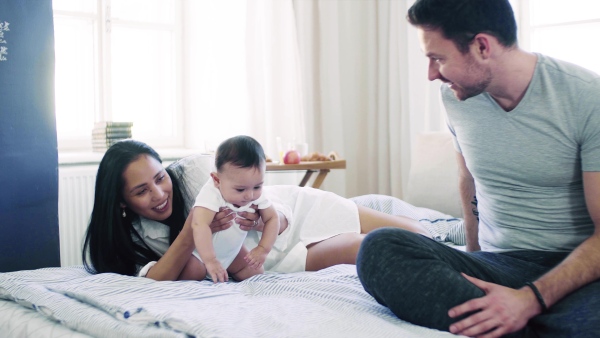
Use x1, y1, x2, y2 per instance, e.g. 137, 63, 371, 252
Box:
472, 33, 492, 60
210, 172, 220, 187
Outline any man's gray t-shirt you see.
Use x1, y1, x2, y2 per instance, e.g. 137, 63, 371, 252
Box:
443, 53, 600, 252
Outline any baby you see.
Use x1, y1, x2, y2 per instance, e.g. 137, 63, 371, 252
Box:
190, 135, 279, 282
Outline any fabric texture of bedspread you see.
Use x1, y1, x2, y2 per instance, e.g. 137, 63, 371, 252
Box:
0, 265, 463, 338
0, 299, 92, 338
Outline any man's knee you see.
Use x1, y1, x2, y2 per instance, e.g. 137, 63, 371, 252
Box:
357, 228, 425, 283
359, 227, 429, 257
359, 228, 408, 262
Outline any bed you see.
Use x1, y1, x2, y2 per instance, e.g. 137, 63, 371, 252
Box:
0, 196, 465, 338
0, 262, 468, 338
0, 132, 466, 337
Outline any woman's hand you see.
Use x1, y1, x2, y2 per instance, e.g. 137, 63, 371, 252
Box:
209, 207, 235, 233
237, 205, 262, 231
238, 206, 289, 235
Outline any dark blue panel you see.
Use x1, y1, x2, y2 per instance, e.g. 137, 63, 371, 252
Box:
0, 0, 60, 272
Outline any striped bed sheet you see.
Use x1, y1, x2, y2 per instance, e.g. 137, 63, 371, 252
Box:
0, 265, 464, 338
0, 299, 91, 338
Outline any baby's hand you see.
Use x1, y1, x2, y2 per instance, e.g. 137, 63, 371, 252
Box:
244, 245, 268, 269
205, 259, 228, 283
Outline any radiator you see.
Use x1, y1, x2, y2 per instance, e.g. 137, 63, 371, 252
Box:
58, 165, 98, 267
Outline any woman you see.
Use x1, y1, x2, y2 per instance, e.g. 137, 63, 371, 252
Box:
82, 139, 435, 281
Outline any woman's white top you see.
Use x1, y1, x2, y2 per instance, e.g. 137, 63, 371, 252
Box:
133, 154, 360, 277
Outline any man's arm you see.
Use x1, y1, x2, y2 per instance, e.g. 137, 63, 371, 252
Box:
456, 152, 480, 252
534, 171, 600, 307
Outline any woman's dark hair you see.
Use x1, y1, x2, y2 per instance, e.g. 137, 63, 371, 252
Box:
407, 0, 517, 53
82, 139, 186, 276
215, 135, 266, 172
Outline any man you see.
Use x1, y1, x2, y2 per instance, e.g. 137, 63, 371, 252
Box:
356, 0, 600, 337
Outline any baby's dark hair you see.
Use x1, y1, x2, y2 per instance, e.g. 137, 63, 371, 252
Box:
215, 135, 266, 172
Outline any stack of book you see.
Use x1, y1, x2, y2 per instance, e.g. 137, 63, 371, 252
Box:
92, 121, 133, 152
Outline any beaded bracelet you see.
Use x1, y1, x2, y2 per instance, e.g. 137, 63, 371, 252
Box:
525, 281, 547, 312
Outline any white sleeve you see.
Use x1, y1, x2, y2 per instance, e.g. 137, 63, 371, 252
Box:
137, 261, 157, 277
193, 180, 223, 212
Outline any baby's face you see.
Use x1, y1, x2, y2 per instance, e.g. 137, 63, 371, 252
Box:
214, 162, 265, 207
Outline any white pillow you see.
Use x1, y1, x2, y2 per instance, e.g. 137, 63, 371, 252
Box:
167, 153, 215, 213
404, 131, 462, 218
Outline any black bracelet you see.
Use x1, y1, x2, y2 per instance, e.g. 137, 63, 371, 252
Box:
525, 281, 547, 312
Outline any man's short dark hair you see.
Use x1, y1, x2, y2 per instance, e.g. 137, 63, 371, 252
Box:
407, 0, 517, 53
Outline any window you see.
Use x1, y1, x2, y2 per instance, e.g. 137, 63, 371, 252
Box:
53, 0, 182, 151
519, 0, 600, 75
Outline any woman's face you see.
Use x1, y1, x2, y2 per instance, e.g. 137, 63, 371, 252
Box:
121, 154, 173, 221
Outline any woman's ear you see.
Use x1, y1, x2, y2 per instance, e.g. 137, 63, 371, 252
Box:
210, 172, 220, 187
120, 202, 127, 209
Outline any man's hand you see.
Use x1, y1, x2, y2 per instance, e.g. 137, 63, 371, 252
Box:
448, 273, 542, 337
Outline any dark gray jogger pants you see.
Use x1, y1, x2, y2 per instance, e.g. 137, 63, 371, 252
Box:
356, 228, 600, 337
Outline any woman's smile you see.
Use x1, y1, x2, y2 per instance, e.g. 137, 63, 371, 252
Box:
153, 199, 169, 212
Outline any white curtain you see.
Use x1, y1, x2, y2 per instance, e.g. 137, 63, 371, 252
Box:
185, 0, 446, 199
289, 0, 446, 198
183, 0, 252, 151
245, 0, 306, 162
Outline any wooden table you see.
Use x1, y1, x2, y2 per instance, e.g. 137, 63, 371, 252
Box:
266, 160, 346, 189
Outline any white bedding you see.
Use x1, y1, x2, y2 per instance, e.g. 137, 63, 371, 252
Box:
0, 299, 91, 338
0, 265, 463, 338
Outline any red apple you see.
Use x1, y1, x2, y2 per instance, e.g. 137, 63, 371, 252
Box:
283, 150, 301, 164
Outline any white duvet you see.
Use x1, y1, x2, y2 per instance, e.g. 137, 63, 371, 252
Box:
0, 265, 462, 338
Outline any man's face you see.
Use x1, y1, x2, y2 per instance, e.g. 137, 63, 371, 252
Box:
418, 28, 492, 101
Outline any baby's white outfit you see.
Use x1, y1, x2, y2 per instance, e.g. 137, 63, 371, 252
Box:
193, 179, 271, 269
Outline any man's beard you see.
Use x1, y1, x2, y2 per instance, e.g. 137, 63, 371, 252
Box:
452, 56, 492, 101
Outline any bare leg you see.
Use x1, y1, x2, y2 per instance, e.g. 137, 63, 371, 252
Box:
227, 245, 264, 281
305, 233, 364, 271
178, 255, 207, 281
357, 205, 431, 237
305, 205, 431, 271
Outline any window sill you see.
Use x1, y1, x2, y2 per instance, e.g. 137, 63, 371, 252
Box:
58, 148, 206, 166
